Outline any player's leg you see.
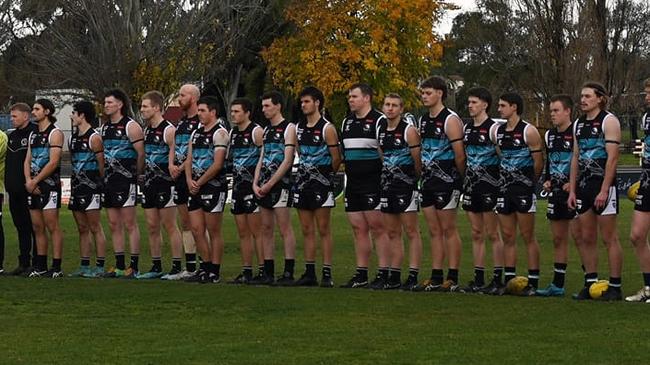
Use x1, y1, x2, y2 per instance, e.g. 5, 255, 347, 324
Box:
160, 206, 183, 276
274, 206, 296, 285
573, 210, 599, 299
42, 207, 64, 277
400, 211, 422, 291
122, 205, 141, 276
537, 219, 569, 296
342, 211, 371, 288
466, 211, 486, 289
516, 211, 540, 295
141, 207, 163, 278
438, 208, 462, 291
70, 210, 92, 277
365, 209, 390, 288
422, 206, 445, 290
253, 206, 276, 285
315, 207, 334, 287
186, 206, 210, 282
295, 208, 318, 286
229, 213, 254, 284
178, 203, 197, 274
206, 210, 224, 283
106, 207, 127, 273
497, 212, 517, 289
86, 208, 107, 277
247, 211, 265, 280
381, 211, 401, 290
626, 210, 650, 302
28, 208, 48, 276
597, 214, 623, 300
482, 211, 505, 293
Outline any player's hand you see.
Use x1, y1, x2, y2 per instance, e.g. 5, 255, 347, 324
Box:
562, 183, 570, 192
567, 192, 576, 210
253, 184, 264, 198
137, 174, 145, 185
169, 165, 180, 179
594, 190, 609, 210
189, 180, 200, 195
260, 183, 272, 196
542, 180, 551, 192
25, 179, 37, 194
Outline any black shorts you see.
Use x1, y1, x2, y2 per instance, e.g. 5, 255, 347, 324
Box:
28, 186, 62, 210
142, 183, 176, 209
103, 183, 137, 208
546, 191, 576, 220
576, 182, 617, 216
462, 192, 498, 213
257, 187, 292, 209
174, 175, 190, 205
231, 189, 259, 215
380, 190, 419, 214
421, 189, 461, 210
293, 188, 335, 211
344, 191, 381, 212
634, 184, 650, 212
68, 192, 102, 211
496, 192, 536, 215
188, 189, 226, 213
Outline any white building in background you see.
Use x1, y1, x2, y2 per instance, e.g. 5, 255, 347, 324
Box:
35, 88, 93, 151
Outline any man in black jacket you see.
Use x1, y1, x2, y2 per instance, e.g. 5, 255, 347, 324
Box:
6, 103, 37, 275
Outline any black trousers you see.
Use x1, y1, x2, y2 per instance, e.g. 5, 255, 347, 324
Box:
8, 190, 35, 267
0, 194, 4, 268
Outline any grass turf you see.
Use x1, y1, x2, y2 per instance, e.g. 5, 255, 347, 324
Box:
0, 199, 647, 364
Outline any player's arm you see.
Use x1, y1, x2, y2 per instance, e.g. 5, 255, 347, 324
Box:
261, 124, 296, 192
24, 135, 33, 193
185, 132, 194, 187
32, 129, 63, 185
196, 129, 228, 186
524, 125, 543, 180
407, 124, 422, 177
325, 124, 342, 172
596, 115, 621, 208
567, 130, 580, 209
90, 133, 105, 178
447, 115, 466, 176
128, 121, 145, 176
165, 125, 178, 178
542, 131, 551, 191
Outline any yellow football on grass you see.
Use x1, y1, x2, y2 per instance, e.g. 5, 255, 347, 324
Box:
589, 280, 609, 299
506, 276, 529, 295
628, 181, 641, 202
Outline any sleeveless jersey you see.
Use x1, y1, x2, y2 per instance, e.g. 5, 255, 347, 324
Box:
174, 114, 200, 166
259, 120, 293, 189
545, 124, 574, 194
420, 107, 462, 191
190, 123, 228, 190
29, 123, 62, 189
144, 120, 174, 187
463, 118, 500, 194
341, 109, 385, 193
574, 110, 613, 187
640, 112, 650, 188
296, 117, 334, 191
378, 118, 417, 192
69, 127, 102, 195
229, 122, 262, 194
102, 117, 139, 185
496, 120, 535, 194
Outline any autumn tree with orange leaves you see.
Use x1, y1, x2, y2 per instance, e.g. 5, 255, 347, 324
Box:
263, 0, 446, 110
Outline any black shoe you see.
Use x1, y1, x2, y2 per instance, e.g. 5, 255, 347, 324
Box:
249, 274, 274, 285
227, 273, 251, 285
28, 269, 48, 278
400, 276, 418, 291
572, 286, 592, 300
369, 273, 387, 290
461, 281, 484, 293
320, 276, 334, 288
480, 279, 505, 295
0, 267, 4, 275
520, 284, 537, 297
339, 274, 368, 288
596, 286, 622, 301
184, 269, 207, 283
274, 272, 295, 286
9, 266, 29, 276
293, 273, 318, 287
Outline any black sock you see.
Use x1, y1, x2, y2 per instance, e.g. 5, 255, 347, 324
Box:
322, 264, 332, 278
389, 268, 401, 284
96, 257, 105, 268
609, 276, 621, 290
152, 258, 162, 272
37, 255, 48, 271
305, 261, 316, 277
643, 273, 650, 287
552, 263, 567, 288
52, 258, 61, 271
585, 272, 598, 288
447, 268, 459, 283
284, 259, 295, 275
257, 264, 265, 276
243, 266, 253, 278
505, 267, 516, 283
213, 263, 221, 276
431, 269, 444, 284
199, 261, 208, 272
185, 253, 197, 272
474, 266, 485, 286
493, 266, 504, 284
80, 257, 90, 267
172, 258, 182, 272
356, 267, 368, 280
527, 269, 540, 288
115, 252, 125, 270
264, 259, 275, 277
129, 254, 139, 271
408, 268, 418, 282
378, 267, 389, 280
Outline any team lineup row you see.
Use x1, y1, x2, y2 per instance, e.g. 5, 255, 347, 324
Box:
4, 77, 650, 303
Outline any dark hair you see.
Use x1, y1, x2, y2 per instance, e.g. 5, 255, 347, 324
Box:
198, 96, 220, 116
349, 83, 374, 101
104, 88, 131, 117
549, 94, 574, 110
142, 90, 165, 111
231, 98, 252, 114
467, 87, 492, 110
35, 98, 57, 123
645, 78, 650, 89
261, 91, 284, 110
73, 100, 97, 127
420, 76, 448, 100
299, 86, 325, 110
499, 92, 524, 115
9, 102, 31, 113
581, 81, 609, 109
384, 93, 404, 107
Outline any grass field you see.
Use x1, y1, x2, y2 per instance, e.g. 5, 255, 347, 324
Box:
0, 199, 648, 364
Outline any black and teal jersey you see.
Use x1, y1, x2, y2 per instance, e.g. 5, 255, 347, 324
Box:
229, 122, 262, 194
144, 120, 174, 188
296, 117, 335, 191
496, 119, 535, 194
419, 107, 462, 191
463, 118, 500, 194
574, 110, 614, 188
190, 123, 229, 190
28, 123, 62, 189
341, 109, 385, 193
101, 117, 139, 185
640, 111, 650, 189
378, 118, 418, 192
544, 124, 574, 193
174, 114, 200, 166
259, 119, 294, 189
69, 127, 102, 195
